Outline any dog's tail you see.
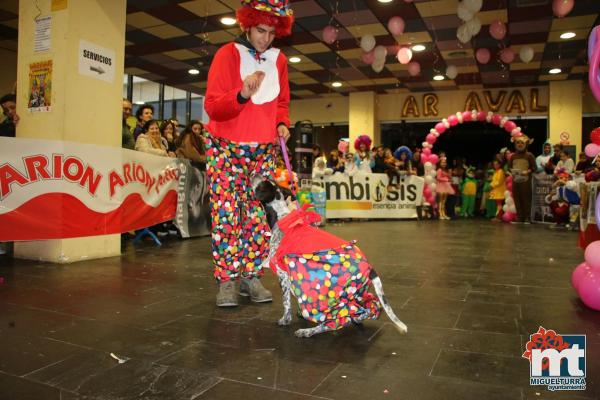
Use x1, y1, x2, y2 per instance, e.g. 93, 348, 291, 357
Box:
370, 269, 408, 334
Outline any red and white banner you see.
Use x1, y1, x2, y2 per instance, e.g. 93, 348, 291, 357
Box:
0, 137, 181, 241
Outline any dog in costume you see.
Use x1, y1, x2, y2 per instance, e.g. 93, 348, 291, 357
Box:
508, 135, 536, 224
252, 177, 407, 338
460, 167, 477, 217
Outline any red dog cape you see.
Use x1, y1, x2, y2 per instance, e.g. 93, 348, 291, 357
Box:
271, 205, 381, 329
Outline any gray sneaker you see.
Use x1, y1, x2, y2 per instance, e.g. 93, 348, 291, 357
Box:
216, 281, 238, 307
239, 277, 272, 303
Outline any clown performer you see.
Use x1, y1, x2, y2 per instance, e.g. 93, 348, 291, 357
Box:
508, 135, 536, 224
203, 0, 294, 307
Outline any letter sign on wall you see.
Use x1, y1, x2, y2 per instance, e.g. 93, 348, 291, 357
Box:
78, 39, 116, 84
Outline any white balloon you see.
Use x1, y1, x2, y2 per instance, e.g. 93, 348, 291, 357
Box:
463, 0, 482, 13
456, 23, 472, 44
508, 205, 516, 214
506, 197, 514, 206
519, 46, 534, 63
372, 61, 385, 73
374, 45, 388, 62
425, 175, 434, 184
503, 205, 508, 212
424, 162, 433, 170
466, 16, 481, 36
429, 183, 437, 191
457, 2, 474, 22
446, 65, 458, 80
360, 35, 376, 52
504, 190, 511, 199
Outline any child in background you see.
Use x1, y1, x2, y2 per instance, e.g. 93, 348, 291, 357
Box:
554, 151, 575, 175
312, 158, 333, 180
489, 159, 507, 222
327, 150, 345, 174
436, 157, 455, 220
482, 169, 497, 218
460, 167, 477, 217
344, 152, 358, 176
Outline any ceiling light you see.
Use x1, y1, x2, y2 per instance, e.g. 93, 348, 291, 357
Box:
560, 31, 576, 39
412, 44, 426, 52
220, 17, 237, 26
332, 82, 343, 88
377, 0, 393, 2
433, 75, 445, 81
549, 68, 562, 74
289, 56, 301, 63
188, 69, 200, 75
134, 101, 145, 105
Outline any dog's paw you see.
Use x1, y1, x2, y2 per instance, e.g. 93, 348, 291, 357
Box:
294, 328, 315, 338
278, 316, 292, 326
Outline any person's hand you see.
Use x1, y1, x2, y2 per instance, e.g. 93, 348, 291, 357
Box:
277, 124, 290, 142
241, 71, 265, 99
12, 112, 19, 126
168, 151, 176, 157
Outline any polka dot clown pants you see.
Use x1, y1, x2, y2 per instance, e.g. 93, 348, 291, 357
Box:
205, 134, 275, 282
283, 243, 382, 330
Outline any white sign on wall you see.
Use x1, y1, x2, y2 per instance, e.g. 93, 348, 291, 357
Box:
78, 39, 115, 83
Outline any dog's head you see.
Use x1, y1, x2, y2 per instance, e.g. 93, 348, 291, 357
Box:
251, 175, 294, 228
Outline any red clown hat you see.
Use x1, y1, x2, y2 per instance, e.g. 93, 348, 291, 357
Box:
237, 0, 294, 38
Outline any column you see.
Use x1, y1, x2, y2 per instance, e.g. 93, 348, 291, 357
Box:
349, 91, 379, 147
14, 0, 126, 263
549, 80, 583, 154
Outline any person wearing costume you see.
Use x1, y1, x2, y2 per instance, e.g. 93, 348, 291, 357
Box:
489, 159, 506, 221
204, 0, 294, 307
482, 169, 497, 218
354, 135, 374, 173
460, 167, 477, 217
508, 135, 536, 224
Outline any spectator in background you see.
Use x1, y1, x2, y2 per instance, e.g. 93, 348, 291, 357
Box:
372, 146, 387, 174
554, 151, 574, 175
546, 143, 563, 174
160, 119, 178, 155
133, 104, 154, 140
0, 93, 19, 137
327, 149, 344, 174
312, 144, 326, 169
135, 119, 168, 156
176, 120, 206, 167
170, 118, 181, 139
122, 99, 135, 149
575, 152, 591, 174
536, 141, 553, 173
344, 152, 358, 176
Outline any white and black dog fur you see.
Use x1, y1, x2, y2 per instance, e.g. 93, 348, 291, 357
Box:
252, 176, 408, 338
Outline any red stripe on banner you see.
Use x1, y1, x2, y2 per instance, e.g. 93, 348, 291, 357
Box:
0, 191, 177, 241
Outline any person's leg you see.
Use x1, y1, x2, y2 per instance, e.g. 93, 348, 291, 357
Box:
522, 180, 533, 223
512, 183, 524, 222
494, 199, 504, 220
467, 195, 476, 216
238, 143, 274, 302
460, 194, 468, 216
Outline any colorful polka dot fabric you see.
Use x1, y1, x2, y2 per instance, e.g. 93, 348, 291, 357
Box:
283, 242, 381, 330
204, 134, 275, 282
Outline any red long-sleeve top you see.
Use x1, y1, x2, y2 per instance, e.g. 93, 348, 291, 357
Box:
204, 42, 290, 143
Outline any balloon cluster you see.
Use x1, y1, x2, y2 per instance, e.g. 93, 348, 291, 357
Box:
502, 177, 517, 223
360, 33, 389, 73
422, 161, 437, 206
456, 0, 482, 44
337, 139, 349, 155
589, 25, 600, 104
572, 241, 600, 311
584, 127, 600, 158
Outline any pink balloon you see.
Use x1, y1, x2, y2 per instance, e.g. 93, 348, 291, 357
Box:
388, 16, 405, 36
322, 25, 338, 44
426, 133, 437, 144
502, 212, 515, 222
435, 122, 446, 134
578, 270, 600, 311
407, 61, 421, 77
421, 154, 430, 164
477, 111, 487, 121
489, 20, 507, 40
422, 147, 431, 156
504, 120, 516, 132
553, 0, 574, 18
396, 47, 413, 64
476, 48, 491, 64
491, 114, 502, 125
427, 195, 436, 204
424, 186, 432, 197
585, 143, 600, 158
507, 181, 513, 191
584, 241, 600, 269
573, 262, 592, 291
361, 50, 375, 65
500, 47, 515, 64
448, 115, 459, 126
462, 111, 473, 122
429, 154, 439, 165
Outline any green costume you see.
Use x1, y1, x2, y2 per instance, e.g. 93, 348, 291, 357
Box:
460, 167, 477, 217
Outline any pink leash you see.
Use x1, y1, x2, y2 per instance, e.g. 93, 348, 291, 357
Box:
279, 136, 297, 197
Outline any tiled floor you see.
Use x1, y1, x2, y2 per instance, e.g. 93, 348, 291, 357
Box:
0, 220, 598, 400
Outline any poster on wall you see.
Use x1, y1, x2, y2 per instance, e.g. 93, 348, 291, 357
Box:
531, 172, 555, 223
310, 173, 424, 219
28, 60, 52, 112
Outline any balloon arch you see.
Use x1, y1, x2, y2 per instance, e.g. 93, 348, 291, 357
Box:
419, 110, 524, 221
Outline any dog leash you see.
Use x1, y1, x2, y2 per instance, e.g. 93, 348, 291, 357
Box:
279, 135, 297, 196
